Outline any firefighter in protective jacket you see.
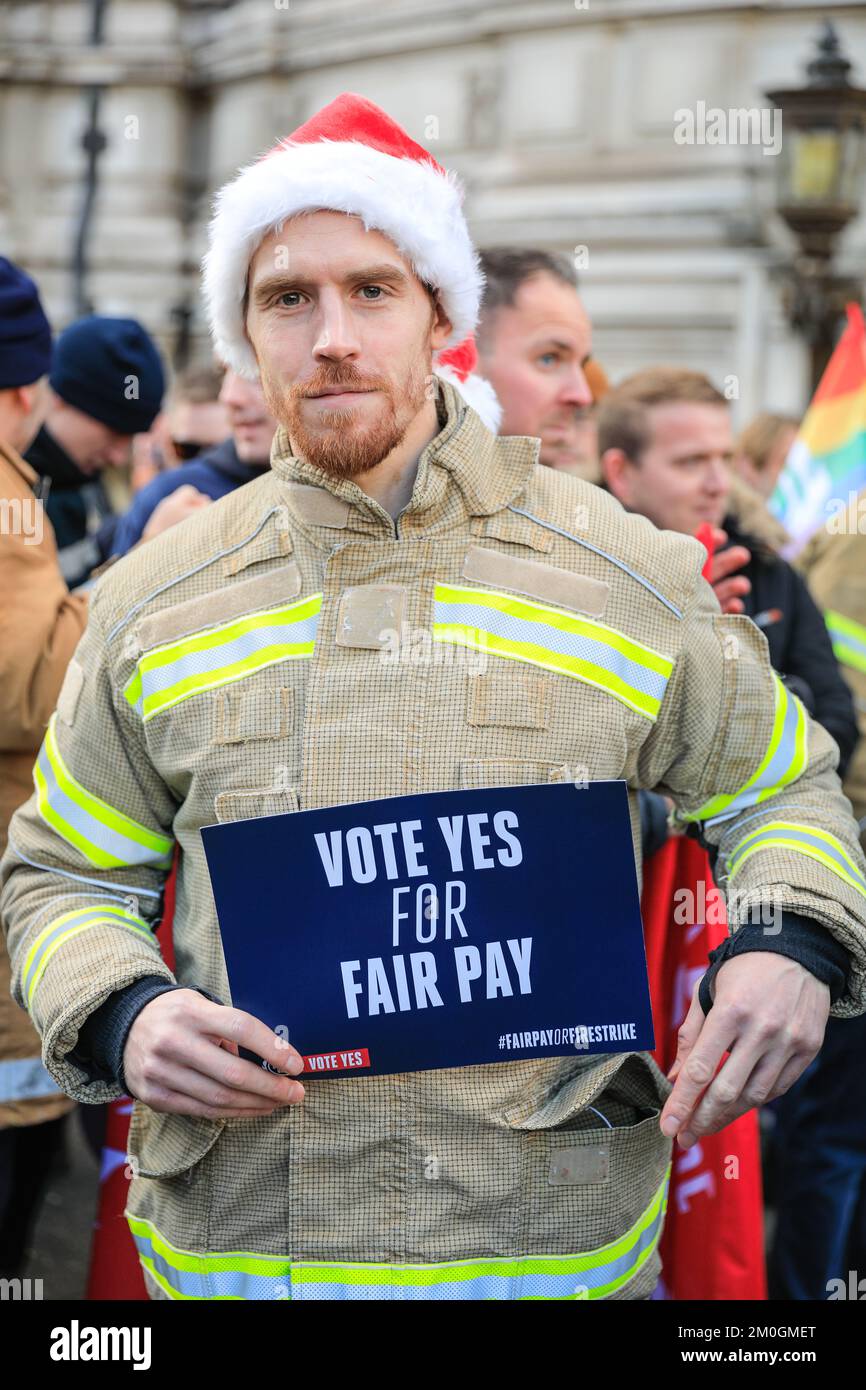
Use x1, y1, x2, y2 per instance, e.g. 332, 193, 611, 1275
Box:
3, 95, 866, 1302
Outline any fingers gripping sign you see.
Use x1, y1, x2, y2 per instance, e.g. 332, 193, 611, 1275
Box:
659, 953, 830, 1149
123, 988, 306, 1119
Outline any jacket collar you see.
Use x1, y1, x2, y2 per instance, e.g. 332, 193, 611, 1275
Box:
269, 377, 538, 534
723, 471, 789, 555
202, 436, 265, 484
26, 425, 88, 489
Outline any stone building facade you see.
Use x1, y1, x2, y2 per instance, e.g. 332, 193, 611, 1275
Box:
1, 0, 864, 420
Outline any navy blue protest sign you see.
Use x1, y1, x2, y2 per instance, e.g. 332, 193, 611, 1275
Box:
201, 780, 654, 1077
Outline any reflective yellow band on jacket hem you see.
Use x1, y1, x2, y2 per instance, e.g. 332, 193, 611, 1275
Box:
128, 1170, 669, 1301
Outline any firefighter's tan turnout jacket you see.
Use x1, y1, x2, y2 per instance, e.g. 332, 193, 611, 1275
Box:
3, 379, 866, 1301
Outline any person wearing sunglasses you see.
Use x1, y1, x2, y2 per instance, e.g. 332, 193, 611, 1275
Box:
110, 368, 275, 556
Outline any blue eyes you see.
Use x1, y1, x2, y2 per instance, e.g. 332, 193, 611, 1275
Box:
275, 286, 386, 308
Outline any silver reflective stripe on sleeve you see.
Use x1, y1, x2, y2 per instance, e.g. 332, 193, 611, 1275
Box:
0, 1057, 63, 1104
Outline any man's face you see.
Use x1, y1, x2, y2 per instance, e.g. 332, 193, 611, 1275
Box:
244, 211, 451, 479
477, 272, 594, 471
609, 402, 733, 535
50, 398, 134, 474
733, 422, 797, 501
167, 398, 231, 461
218, 371, 276, 465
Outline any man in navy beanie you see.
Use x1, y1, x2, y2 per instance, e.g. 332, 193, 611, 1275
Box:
26, 315, 165, 588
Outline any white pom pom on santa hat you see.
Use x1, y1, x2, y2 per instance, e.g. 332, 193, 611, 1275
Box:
202, 92, 501, 433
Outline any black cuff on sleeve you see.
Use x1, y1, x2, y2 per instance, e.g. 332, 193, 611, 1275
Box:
697, 910, 851, 1014
72, 977, 225, 1094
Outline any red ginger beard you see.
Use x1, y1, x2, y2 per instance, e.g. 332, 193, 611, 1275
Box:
260, 354, 433, 481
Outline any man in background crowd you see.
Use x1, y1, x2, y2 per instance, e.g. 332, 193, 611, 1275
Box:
0, 258, 88, 1275
597, 366, 865, 1301
474, 247, 773, 873
163, 364, 229, 466
25, 315, 165, 587
733, 412, 799, 502
476, 248, 604, 478
597, 367, 858, 773
111, 369, 276, 556
476, 249, 755, 623
130, 364, 229, 493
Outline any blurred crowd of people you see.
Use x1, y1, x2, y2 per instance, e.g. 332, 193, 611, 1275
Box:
1, 245, 865, 1299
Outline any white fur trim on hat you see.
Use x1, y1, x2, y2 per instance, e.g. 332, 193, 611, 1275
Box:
435, 368, 502, 434
203, 140, 483, 379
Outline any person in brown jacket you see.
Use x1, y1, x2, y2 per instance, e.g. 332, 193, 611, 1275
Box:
0, 257, 88, 1274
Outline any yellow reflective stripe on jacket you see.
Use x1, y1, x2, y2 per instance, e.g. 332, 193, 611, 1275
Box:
34, 715, 174, 870
22, 904, 157, 1009
683, 674, 808, 827
432, 582, 673, 720
124, 593, 323, 722
728, 821, 866, 901
825, 609, 866, 675
129, 1170, 668, 1300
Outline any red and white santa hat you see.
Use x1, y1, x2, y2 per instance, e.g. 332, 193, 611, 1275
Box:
202, 92, 501, 431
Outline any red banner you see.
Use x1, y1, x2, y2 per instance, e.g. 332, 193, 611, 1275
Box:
85, 860, 179, 1300
641, 834, 767, 1300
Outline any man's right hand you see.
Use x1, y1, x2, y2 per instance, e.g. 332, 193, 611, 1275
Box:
142, 484, 212, 540
707, 527, 751, 614
123, 989, 305, 1118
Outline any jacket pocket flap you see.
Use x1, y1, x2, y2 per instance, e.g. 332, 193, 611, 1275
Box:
504, 1056, 624, 1128
459, 758, 569, 789
462, 546, 609, 617
212, 687, 294, 744
214, 787, 300, 823
466, 671, 549, 729
126, 1102, 224, 1179
505, 1052, 671, 1130
136, 564, 303, 652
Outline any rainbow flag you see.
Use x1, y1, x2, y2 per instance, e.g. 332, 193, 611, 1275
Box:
769, 302, 866, 556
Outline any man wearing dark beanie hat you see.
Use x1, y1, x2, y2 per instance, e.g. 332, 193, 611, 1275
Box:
26, 315, 165, 589
0, 257, 87, 1274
